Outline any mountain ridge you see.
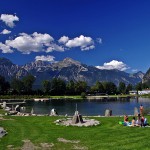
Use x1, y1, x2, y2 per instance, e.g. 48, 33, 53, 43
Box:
143, 68, 150, 85
0, 57, 145, 86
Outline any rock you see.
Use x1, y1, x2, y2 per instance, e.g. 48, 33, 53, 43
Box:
2, 102, 6, 109
55, 119, 61, 123
20, 106, 26, 113
56, 117, 100, 127
134, 107, 139, 116
31, 108, 34, 115
15, 105, 20, 112
50, 108, 58, 116
72, 114, 83, 124
105, 109, 112, 116
0, 127, 7, 138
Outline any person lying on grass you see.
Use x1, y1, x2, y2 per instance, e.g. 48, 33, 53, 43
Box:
130, 115, 148, 127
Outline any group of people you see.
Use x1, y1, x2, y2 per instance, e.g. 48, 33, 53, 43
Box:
123, 104, 149, 127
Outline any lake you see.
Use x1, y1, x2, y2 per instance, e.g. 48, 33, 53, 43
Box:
24, 97, 150, 116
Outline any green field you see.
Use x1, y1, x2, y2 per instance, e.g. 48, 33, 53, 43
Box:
0, 115, 150, 150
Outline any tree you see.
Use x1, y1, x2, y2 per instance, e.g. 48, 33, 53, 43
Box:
126, 84, 133, 94
118, 82, 126, 94
11, 78, 24, 94
22, 75, 35, 94
74, 81, 87, 95
91, 81, 104, 94
42, 80, 51, 94
142, 83, 149, 89
102, 82, 117, 95
50, 78, 66, 95
81, 92, 86, 98
0, 75, 10, 94
66, 80, 75, 95
135, 82, 142, 92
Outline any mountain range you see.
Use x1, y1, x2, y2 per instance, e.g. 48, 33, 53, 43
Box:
0, 57, 145, 88
143, 68, 150, 85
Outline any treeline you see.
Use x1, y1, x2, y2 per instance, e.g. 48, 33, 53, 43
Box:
0, 75, 149, 96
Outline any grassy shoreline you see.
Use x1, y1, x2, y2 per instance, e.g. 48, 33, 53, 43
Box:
1, 114, 150, 150
0, 94, 136, 101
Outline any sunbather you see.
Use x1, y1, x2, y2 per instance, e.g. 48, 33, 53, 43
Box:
124, 115, 129, 122
131, 117, 136, 126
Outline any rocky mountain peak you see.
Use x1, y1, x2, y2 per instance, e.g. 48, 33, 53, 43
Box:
130, 71, 145, 79
23, 60, 51, 71
33, 60, 50, 67
53, 57, 81, 69
0, 57, 14, 66
136, 71, 145, 79
62, 57, 81, 65
142, 68, 150, 84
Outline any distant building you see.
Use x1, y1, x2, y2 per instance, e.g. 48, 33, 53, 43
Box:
129, 89, 150, 95
129, 90, 137, 95
138, 89, 150, 95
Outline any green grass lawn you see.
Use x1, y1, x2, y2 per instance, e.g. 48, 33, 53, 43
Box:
0, 115, 150, 150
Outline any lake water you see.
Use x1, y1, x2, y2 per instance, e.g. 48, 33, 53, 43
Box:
24, 97, 150, 116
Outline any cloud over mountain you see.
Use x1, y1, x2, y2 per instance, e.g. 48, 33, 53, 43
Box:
96, 60, 129, 71
0, 42, 13, 53
35, 55, 55, 62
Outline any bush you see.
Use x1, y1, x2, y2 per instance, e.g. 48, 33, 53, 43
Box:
81, 92, 86, 98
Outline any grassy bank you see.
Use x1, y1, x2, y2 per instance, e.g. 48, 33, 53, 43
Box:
141, 94, 150, 98
0, 94, 134, 101
0, 95, 83, 100
1, 115, 150, 150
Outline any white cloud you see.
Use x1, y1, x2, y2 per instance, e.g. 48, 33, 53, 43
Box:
58, 36, 69, 44
46, 43, 64, 52
0, 14, 19, 28
96, 60, 129, 71
0, 42, 13, 53
96, 38, 102, 44
5, 32, 54, 54
32, 32, 54, 44
0, 29, 11, 34
0, 31, 97, 54
132, 69, 138, 73
82, 45, 95, 50
65, 35, 95, 51
35, 55, 55, 62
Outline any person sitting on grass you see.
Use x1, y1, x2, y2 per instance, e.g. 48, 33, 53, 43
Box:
141, 116, 149, 127
141, 116, 145, 127
124, 115, 129, 122
136, 114, 141, 126
131, 117, 136, 127
124, 115, 130, 126
144, 117, 149, 126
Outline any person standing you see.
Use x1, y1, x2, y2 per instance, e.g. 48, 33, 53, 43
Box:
140, 104, 144, 116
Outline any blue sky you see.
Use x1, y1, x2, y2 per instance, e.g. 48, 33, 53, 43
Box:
0, 0, 150, 73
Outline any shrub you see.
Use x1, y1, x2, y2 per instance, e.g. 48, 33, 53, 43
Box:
81, 92, 86, 98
